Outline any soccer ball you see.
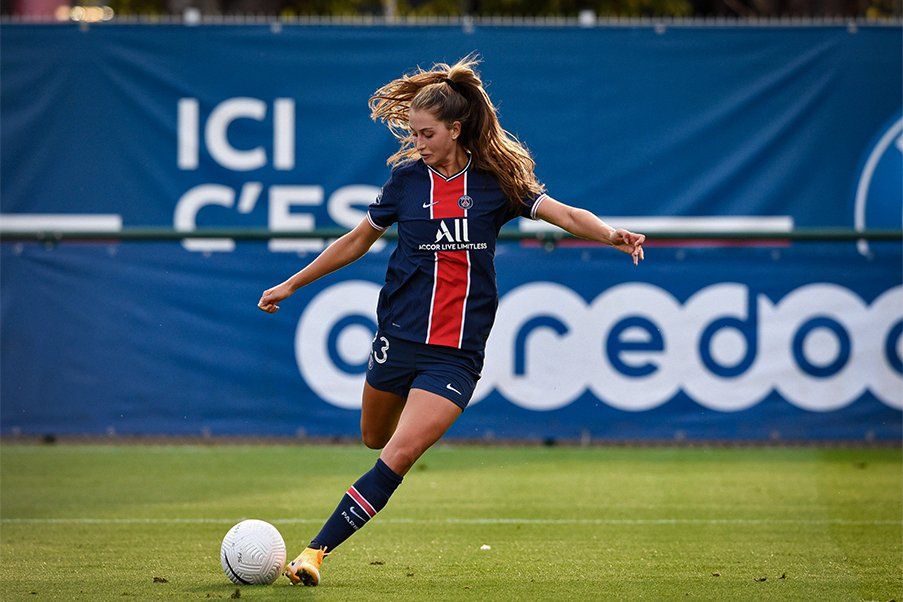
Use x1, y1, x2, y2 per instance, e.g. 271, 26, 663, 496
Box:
220, 519, 286, 585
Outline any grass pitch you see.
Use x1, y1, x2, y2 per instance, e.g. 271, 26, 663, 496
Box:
1, 444, 900, 601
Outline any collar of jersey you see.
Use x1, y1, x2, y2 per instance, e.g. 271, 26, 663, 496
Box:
424, 151, 472, 182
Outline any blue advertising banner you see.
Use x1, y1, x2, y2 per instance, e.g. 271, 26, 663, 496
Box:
1, 242, 900, 440
1, 24, 901, 439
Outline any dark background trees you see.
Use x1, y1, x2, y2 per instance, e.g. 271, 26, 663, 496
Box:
4, 0, 900, 20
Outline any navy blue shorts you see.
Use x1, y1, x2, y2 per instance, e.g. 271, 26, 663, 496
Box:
365, 331, 484, 410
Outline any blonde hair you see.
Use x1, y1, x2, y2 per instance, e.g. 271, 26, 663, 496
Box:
368, 54, 544, 208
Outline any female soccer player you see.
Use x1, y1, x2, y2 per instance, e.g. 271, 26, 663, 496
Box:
258, 56, 645, 587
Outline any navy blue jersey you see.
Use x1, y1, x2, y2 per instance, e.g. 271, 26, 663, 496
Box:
367, 155, 547, 352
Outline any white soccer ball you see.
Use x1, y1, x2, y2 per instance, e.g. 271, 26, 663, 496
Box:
220, 519, 286, 585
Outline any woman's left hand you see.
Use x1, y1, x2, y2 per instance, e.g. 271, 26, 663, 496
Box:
611, 229, 646, 266
257, 282, 294, 314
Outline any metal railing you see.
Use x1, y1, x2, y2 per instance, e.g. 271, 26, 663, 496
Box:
1, 228, 899, 243
1, 15, 900, 27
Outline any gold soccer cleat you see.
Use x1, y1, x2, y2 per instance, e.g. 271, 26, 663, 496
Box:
284, 546, 327, 586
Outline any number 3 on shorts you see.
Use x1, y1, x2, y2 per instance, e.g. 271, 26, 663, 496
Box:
372, 334, 390, 365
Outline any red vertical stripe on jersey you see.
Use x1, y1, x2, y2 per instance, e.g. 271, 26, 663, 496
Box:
427, 171, 469, 348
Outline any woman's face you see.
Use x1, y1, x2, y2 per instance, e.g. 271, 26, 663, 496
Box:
409, 108, 460, 167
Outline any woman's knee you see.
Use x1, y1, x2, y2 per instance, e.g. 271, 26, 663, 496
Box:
380, 443, 422, 474
361, 429, 390, 450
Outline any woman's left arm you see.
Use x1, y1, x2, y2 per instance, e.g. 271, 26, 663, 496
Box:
535, 196, 646, 266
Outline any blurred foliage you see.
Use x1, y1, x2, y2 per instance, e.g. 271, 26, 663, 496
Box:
87, 0, 903, 17
106, 0, 168, 14
278, 0, 383, 15
281, 0, 696, 15
864, 0, 901, 16
465, 0, 693, 16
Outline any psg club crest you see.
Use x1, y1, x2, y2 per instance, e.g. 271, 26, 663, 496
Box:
458, 195, 473, 210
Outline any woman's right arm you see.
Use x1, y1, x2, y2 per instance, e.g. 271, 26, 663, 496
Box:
257, 217, 385, 314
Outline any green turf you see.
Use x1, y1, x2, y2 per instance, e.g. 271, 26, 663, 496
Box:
1, 444, 900, 600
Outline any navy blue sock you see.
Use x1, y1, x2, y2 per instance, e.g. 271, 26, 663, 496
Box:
309, 458, 403, 552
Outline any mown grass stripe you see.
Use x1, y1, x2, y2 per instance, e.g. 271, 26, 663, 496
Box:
2, 517, 899, 526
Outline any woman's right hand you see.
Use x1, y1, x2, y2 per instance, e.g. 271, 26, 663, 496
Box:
257, 282, 295, 314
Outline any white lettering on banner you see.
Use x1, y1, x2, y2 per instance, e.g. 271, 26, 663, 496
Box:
174, 183, 263, 252
175, 97, 385, 253
206, 98, 267, 170
679, 284, 771, 412
869, 288, 903, 405
294, 281, 903, 413
295, 281, 381, 409
761, 284, 868, 411
583, 284, 685, 411
177, 99, 199, 170
273, 99, 295, 170
477, 283, 592, 410
328, 186, 386, 252
173, 184, 378, 253
268, 186, 324, 253
177, 97, 295, 171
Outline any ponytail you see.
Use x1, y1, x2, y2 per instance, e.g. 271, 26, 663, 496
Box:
369, 54, 544, 209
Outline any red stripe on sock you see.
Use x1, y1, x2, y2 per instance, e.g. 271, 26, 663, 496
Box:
347, 486, 376, 517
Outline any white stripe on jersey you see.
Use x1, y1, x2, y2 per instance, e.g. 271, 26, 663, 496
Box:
458, 250, 471, 348
429, 169, 435, 220
426, 252, 438, 344
426, 174, 437, 343
531, 193, 549, 219
366, 211, 386, 231
458, 171, 471, 348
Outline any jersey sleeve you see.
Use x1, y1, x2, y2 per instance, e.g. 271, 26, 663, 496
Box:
366, 170, 404, 231
512, 190, 549, 221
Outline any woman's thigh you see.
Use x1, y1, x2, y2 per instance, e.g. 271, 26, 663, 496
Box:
360, 381, 407, 449
379, 388, 462, 476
